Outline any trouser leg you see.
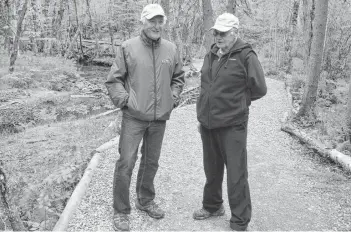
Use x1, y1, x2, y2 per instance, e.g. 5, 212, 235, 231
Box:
218, 121, 251, 231
200, 125, 225, 213
113, 114, 145, 214
136, 120, 166, 206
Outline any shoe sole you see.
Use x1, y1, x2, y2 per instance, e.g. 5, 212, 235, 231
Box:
193, 211, 225, 220
113, 224, 129, 231
135, 203, 165, 219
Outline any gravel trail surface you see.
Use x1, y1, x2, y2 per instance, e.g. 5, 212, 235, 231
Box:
68, 78, 351, 231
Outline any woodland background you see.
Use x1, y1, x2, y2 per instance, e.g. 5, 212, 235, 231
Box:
0, 0, 351, 231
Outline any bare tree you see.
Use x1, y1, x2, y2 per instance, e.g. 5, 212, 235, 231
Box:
84, 0, 93, 38
1, 0, 12, 52
347, 76, 351, 143
285, 0, 300, 74
201, 0, 214, 54
53, 0, 66, 39
296, 0, 329, 118
160, 0, 170, 40
302, 0, 315, 67
226, 0, 237, 14
72, 0, 84, 55
9, 0, 29, 73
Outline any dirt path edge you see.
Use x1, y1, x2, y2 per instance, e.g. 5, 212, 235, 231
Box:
52, 136, 119, 231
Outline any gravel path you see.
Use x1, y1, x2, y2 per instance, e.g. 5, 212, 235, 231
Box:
68, 78, 351, 231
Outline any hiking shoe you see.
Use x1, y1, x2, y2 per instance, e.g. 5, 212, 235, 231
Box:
193, 205, 225, 220
113, 213, 129, 231
135, 200, 165, 219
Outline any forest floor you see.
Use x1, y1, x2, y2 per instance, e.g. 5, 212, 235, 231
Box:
0, 51, 350, 230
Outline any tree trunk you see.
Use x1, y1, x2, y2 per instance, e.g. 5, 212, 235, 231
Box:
64, 27, 81, 59
302, 0, 315, 67
73, 0, 84, 55
9, 0, 29, 73
296, 0, 328, 118
29, 0, 39, 34
108, 22, 115, 55
184, 13, 198, 66
226, 0, 237, 14
160, 0, 170, 40
347, 75, 351, 143
172, 1, 185, 60
201, 0, 214, 54
53, 0, 66, 39
2, 0, 11, 52
85, 0, 93, 39
285, 0, 299, 74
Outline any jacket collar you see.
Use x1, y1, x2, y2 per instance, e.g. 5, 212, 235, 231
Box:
140, 30, 161, 48
210, 38, 251, 56
207, 38, 252, 73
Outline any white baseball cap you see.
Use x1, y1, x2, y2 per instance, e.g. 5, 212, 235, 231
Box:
141, 4, 166, 20
211, 13, 239, 32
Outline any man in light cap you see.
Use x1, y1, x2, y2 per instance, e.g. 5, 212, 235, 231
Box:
105, 3, 184, 231
194, 13, 267, 231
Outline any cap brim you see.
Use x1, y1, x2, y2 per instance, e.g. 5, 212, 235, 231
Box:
145, 13, 166, 19
210, 25, 232, 32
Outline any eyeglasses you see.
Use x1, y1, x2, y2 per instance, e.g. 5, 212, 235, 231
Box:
148, 18, 166, 26
212, 30, 232, 37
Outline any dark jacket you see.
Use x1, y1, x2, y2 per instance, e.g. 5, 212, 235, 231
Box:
196, 38, 267, 129
105, 31, 185, 121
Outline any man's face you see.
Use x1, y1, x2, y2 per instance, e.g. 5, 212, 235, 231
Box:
143, 15, 165, 40
213, 29, 237, 51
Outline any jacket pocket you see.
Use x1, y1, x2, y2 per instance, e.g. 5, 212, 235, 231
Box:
127, 88, 138, 110
196, 87, 207, 121
232, 121, 247, 131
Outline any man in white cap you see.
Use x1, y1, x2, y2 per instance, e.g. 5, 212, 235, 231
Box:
105, 3, 184, 231
194, 13, 267, 231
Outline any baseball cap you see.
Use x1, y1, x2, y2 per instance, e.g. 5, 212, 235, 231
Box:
211, 13, 239, 32
141, 4, 166, 20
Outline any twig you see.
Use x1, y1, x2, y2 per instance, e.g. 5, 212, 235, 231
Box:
26, 139, 48, 144
180, 86, 199, 96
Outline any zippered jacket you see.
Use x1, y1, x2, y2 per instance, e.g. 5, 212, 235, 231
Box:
105, 32, 185, 121
196, 38, 267, 129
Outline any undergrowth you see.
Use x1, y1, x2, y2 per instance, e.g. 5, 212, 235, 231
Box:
1, 113, 118, 231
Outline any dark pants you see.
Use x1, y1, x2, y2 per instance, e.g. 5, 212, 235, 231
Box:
113, 113, 166, 214
200, 121, 251, 231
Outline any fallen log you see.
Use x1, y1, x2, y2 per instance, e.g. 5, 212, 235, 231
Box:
81, 39, 120, 46
90, 108, 120, 119
90, 58, 114, 66
281, 123, 351, 173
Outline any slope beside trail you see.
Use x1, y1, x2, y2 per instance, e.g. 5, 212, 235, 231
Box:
68, 78, 351, 231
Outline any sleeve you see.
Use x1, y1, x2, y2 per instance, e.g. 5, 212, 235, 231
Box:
246, 52, 267, 101
170, 47, 185, 106
105, 45, 129, 108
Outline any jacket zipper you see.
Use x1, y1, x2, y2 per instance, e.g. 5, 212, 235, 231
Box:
208, 52, 227, 128
213, 53, 230, 80
152, 42, 157, 120
208, 54, 212, 128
